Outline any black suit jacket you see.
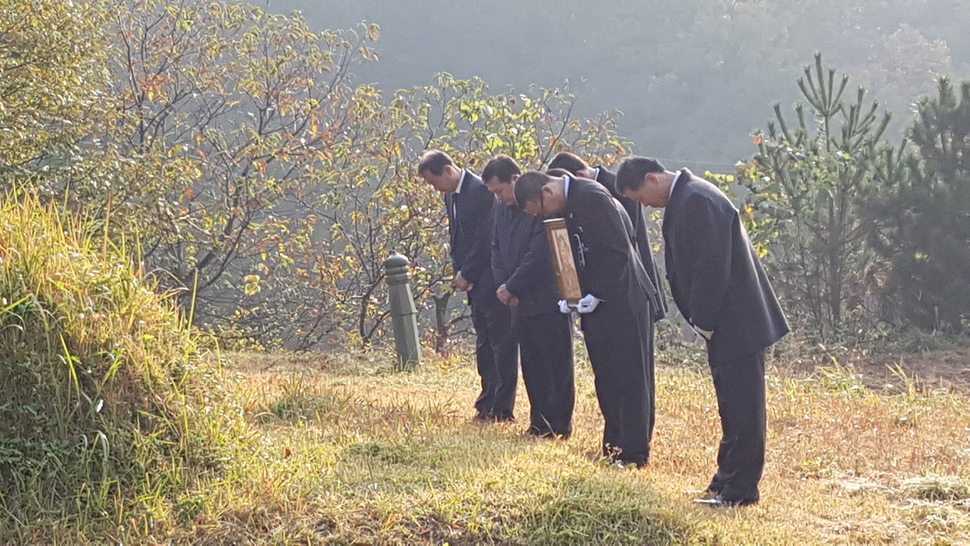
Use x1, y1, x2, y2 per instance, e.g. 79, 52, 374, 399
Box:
563, 176, 656, 337
491, 203, 560, 317
662, 169, 789, 360
447, 170, 497, 296
594, 166, 667, 319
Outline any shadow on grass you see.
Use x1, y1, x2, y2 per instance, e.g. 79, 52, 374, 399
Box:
393, 475, 697, 545
223, 360, 706, 544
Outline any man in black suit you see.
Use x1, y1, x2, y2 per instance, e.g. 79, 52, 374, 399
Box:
547, 152, 668, 444
514, 170, 659, 467
616, 156, 790, 507
483, 155, 575, 438
419, 150, 518, 422
547, 152, 667, 319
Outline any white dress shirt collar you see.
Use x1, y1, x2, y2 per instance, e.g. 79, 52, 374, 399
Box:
669, 170, 683, 199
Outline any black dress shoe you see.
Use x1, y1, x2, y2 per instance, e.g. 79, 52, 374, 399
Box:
694, 494, 759, 508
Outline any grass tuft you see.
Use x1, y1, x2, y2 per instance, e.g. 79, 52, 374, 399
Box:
902, 475, 970, 502
0, 191, 240, 540
515, 476, 692, 545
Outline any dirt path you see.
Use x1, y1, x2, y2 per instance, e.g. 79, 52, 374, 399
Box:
785, 346, 970, 395
860, 347, 970, 392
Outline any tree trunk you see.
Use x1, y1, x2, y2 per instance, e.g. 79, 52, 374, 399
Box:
432, 292, 452, 354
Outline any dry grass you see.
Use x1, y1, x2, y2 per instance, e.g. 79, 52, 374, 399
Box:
5, 188, 968, 544
125, 345, 970, 545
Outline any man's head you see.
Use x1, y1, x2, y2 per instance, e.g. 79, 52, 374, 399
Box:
418, 149, 461, 193
513, 171, 567, 216
548, 151, 596, 179
482, 154, 521, 205
615, 156, 671, 207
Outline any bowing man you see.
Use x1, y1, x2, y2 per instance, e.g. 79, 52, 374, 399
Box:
547, 151, 667, 319
483, 155, 575, 438
419, 150, 518, 422
616, 156, 790, 507
547, 152, 667, 443
513, 170, 658, 467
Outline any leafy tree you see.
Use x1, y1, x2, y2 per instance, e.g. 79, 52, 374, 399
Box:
2, 0, 630, 351
0, 0, 110, 183
738, 54, 894, 339
849, 24, 952, 132
93, 0, 380, 337
239, 73, 632, 350
867, 77, 970, 333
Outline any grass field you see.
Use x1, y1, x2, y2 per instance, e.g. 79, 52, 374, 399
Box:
5, 186, 969, 544
131, 342, 969, 545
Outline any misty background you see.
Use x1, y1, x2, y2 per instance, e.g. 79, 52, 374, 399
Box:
262, 0, 969, 172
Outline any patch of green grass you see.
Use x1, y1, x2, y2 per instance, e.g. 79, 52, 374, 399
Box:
514, 476, 692, 545
817, 359, 868, 394
0, 191, 241, 541
903, 475, 970, 502
343, 441, 433, 465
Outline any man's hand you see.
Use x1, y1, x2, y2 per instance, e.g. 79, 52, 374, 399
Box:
558, 300, 572, 314
576, 294, 602, 314
497, 284, 518, 307
452, 271, 472, 291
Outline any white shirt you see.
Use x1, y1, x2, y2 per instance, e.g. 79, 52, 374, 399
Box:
669, 169, 683, 199
450, 169, 467, 221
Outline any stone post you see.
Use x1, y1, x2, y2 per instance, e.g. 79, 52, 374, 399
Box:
383, 252, 421, 369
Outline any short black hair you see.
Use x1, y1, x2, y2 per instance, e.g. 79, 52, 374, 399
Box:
547, 152, 588, 175
481, 154, 521, 184
615, 156, 666, 193
418, 149, 455, 176
513, 171, 554, 207
546, 168, 570, 178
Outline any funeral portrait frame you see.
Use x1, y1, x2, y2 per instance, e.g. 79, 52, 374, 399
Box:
543, 218, 583, 304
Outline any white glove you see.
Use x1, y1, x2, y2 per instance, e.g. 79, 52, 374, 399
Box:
558, 299, 572, 314
576, 294, 602, 314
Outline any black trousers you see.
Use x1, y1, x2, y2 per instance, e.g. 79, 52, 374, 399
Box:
707, 348, 766, 501
582, 304, 655, 466
469, 288, 518, 419
516, 311, 574, 437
